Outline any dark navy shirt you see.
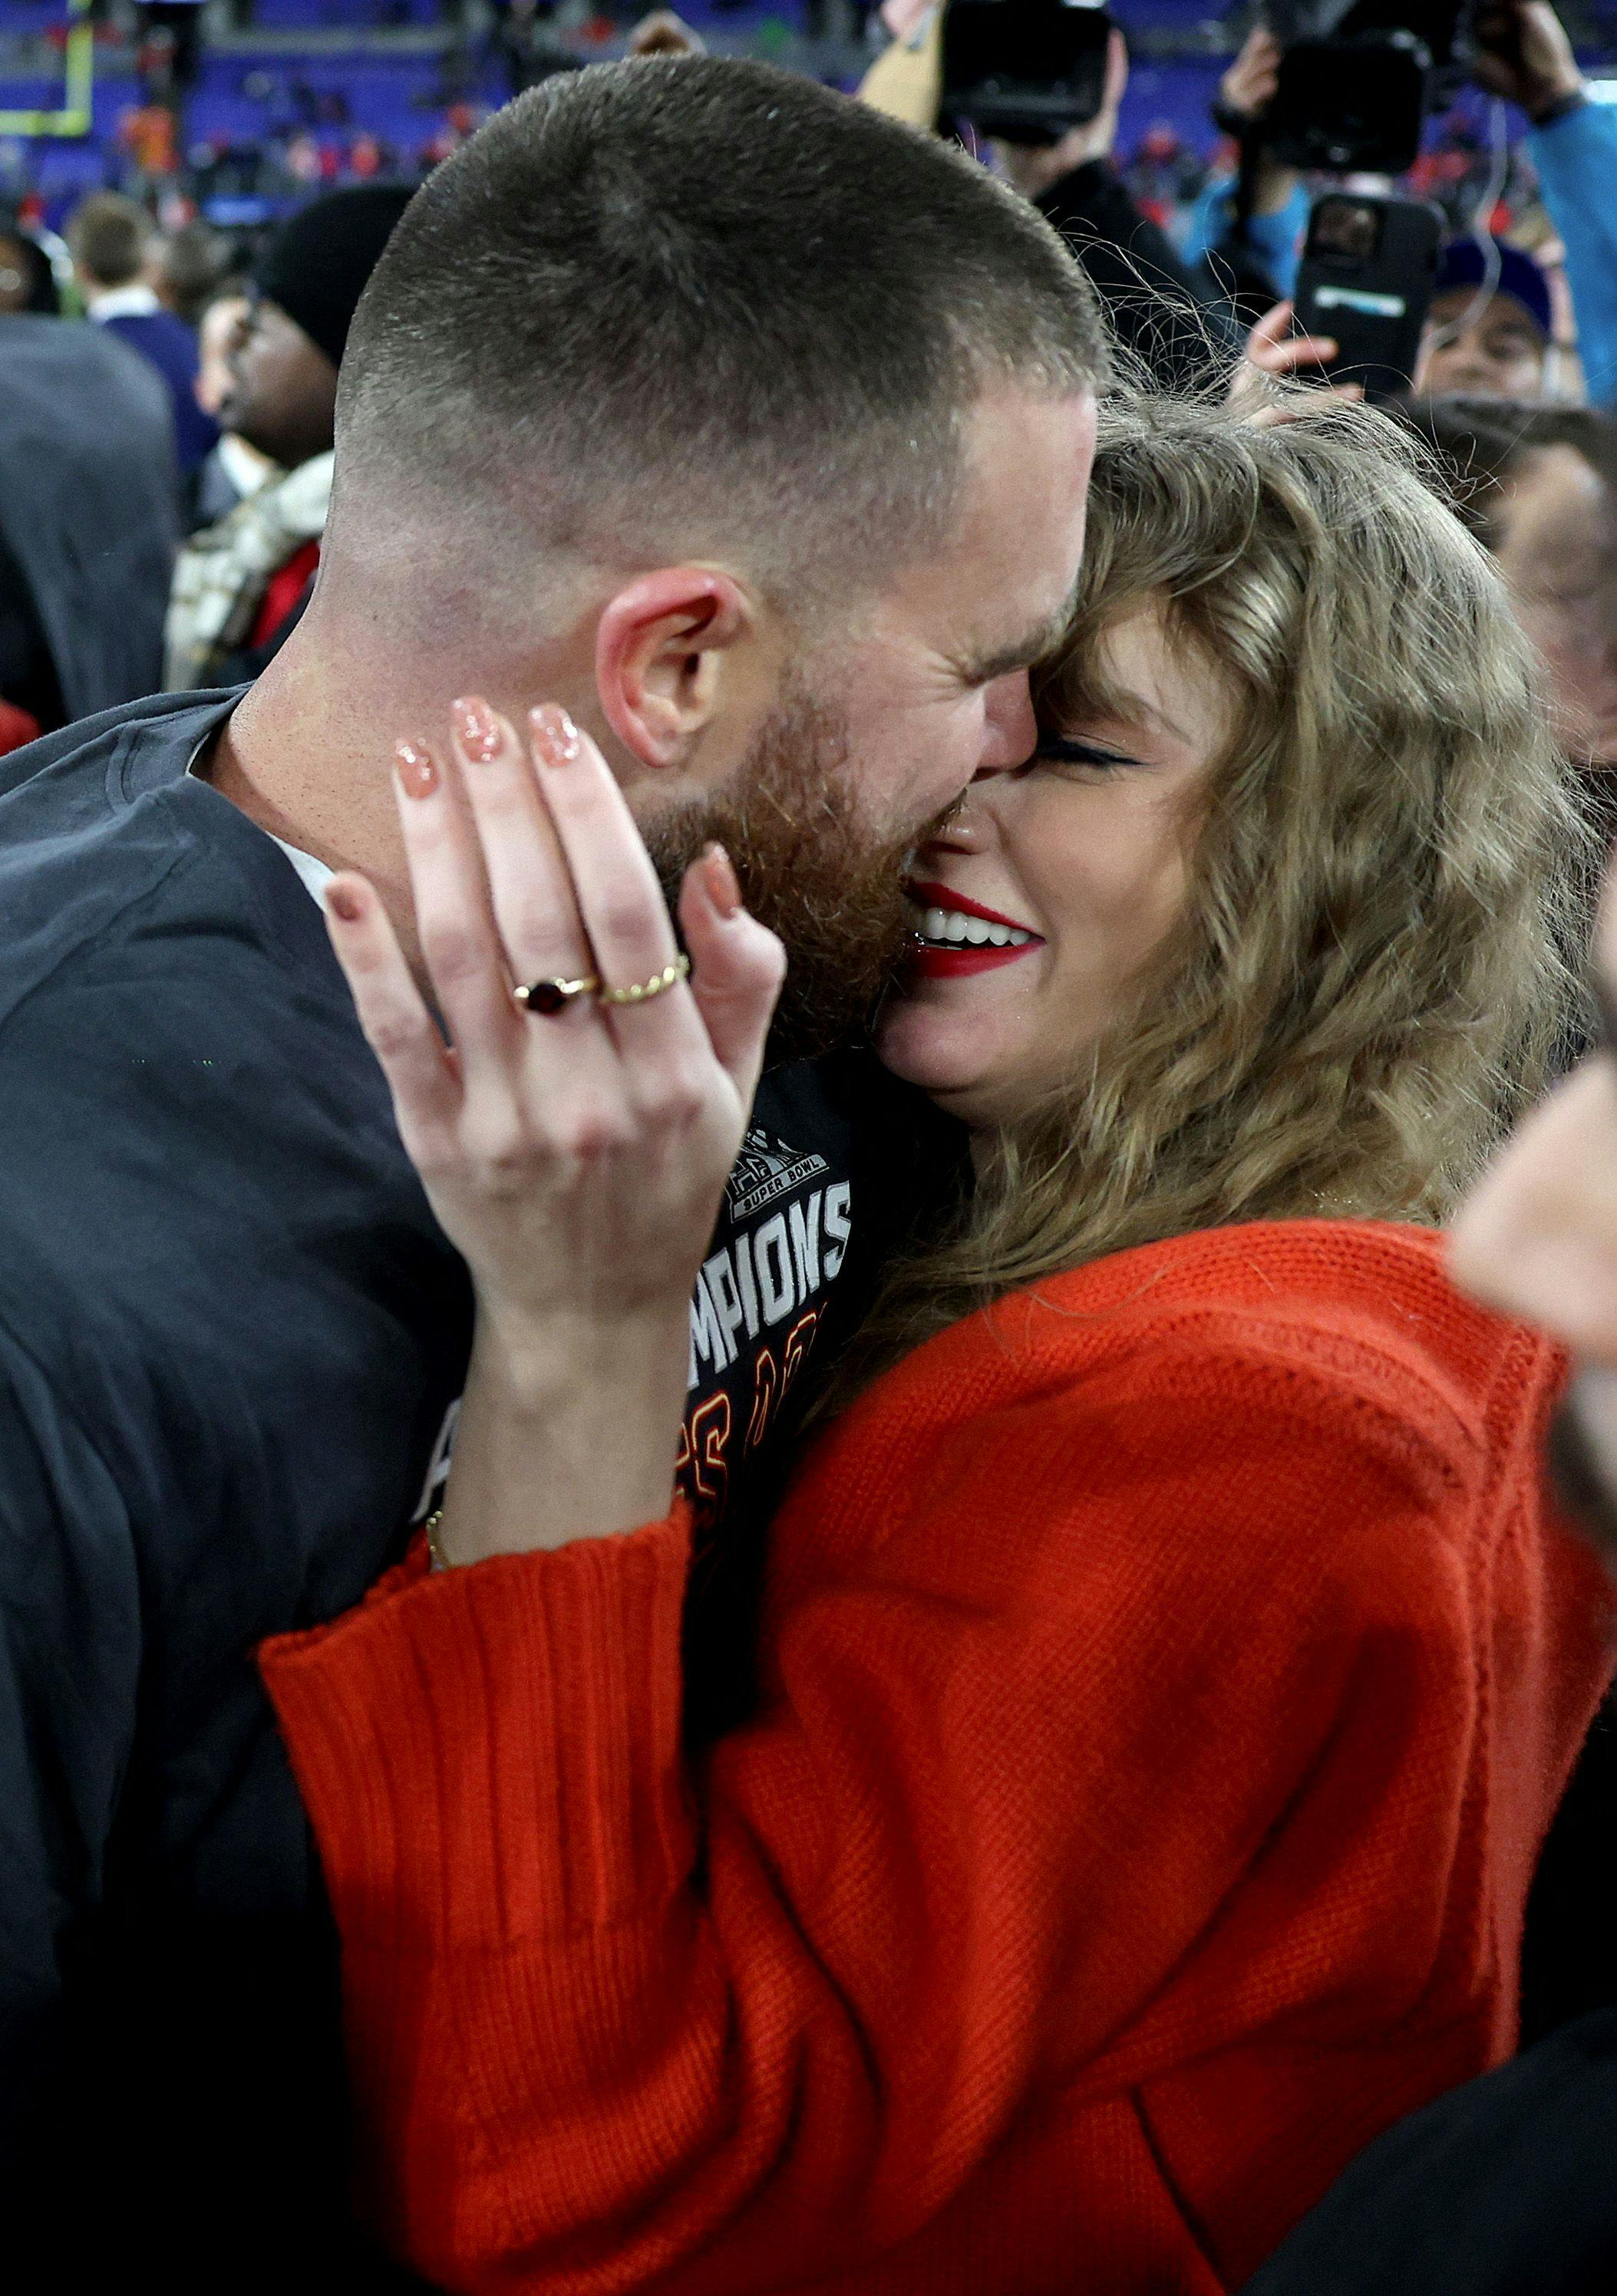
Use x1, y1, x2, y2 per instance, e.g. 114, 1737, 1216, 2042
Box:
1246, 2007, 1617, 2295
0, 689, 940, 2284
98, 305, 219, 475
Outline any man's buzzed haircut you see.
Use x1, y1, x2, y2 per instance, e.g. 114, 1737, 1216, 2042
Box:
68, 193, 150, 289
335, 57, 1108, 612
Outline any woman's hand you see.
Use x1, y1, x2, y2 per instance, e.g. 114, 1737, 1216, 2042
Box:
323, 697, 784, 1562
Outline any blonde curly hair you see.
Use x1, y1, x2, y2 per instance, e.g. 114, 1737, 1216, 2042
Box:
846, 391, 1593, 1380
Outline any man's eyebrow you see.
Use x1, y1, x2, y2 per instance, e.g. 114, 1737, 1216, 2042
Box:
959, 594, 1079, 685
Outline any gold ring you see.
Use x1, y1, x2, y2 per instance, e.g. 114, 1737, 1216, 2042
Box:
599, 954, 691, 1007
513, 972, 602, 1015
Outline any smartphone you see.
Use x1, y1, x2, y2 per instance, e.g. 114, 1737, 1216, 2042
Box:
1292, 191, 1444, 402
940, 0, 1113, 144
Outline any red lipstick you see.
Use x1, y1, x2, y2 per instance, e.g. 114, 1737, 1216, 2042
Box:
906, 880, 1044, 982
908, 943, 1038, 979
908, 881, 1038, 932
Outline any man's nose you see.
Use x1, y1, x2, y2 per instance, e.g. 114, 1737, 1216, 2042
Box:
977, 672, 1038, 774
1439, 347, 1490, 383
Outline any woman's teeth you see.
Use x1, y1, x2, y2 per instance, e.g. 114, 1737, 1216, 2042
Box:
916, 906, 1034, 949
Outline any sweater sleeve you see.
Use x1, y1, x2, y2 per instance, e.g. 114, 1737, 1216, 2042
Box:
1529, 98, 1617, 409
261, 1318, 1592, 2295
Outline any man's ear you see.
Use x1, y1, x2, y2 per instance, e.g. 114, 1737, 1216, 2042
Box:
595, 569, 757, 770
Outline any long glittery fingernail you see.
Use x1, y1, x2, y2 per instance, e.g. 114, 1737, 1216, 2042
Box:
529, 703, 582, 766
453, 696, 500, 764
703, 843, 743, 919
394, 739, 438, 799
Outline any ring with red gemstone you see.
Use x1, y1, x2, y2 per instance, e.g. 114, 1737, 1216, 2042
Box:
513, 972, 602, 1016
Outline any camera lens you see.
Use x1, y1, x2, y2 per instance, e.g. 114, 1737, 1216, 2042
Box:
1312, 199, 1382, 262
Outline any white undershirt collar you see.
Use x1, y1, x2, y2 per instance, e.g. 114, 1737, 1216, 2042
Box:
184, 736, 335, 907
88, 282, 162, 322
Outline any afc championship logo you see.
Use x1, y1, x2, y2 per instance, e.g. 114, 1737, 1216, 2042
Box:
413, 1128, 856, 1542
678, 1127, 853, 1529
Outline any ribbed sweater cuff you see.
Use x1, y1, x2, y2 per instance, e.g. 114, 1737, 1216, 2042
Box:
259, 1508, 695, 1950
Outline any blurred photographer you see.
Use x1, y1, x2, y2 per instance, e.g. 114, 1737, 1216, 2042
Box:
863, 13, 1230, 391
1182, 25, 1310, 315
1471, 0, 1617, 405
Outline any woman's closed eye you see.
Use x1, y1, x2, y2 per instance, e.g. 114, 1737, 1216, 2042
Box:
1031, 734, 1145, 774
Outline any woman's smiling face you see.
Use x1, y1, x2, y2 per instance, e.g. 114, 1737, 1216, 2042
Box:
876, 598, 1232, 1130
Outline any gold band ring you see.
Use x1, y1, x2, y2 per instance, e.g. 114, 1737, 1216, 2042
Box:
599, 954, 691, 1007
513, 972, 601, 1015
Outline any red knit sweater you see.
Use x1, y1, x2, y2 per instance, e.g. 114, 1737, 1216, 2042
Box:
262, 1220, 1615, 2296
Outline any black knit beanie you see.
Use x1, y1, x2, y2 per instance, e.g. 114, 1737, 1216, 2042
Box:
252, 183, 417, 371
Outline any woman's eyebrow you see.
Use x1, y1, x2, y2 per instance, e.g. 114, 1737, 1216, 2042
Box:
1099, 686, 1190, 746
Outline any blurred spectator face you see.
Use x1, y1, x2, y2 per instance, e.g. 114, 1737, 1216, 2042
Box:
196, 293, 249, 421
1417, 288, 1549, 400
0, 232, 35, 315
1452, 889, 1617, 1549
67, 193, 150, 295
153, 221, 225, 327
1493, 442, 1617, 769
219, 295, 338, 468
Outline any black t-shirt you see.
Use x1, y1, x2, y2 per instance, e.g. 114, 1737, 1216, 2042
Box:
1243, 2009, 1617, 2295
0, 689, 950, 2285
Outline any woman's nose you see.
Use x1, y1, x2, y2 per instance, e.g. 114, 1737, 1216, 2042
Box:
919, 797, 994, 857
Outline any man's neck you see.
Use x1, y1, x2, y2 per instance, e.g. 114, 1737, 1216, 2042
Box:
206, 635, 427, 958
206, 604, 594, 975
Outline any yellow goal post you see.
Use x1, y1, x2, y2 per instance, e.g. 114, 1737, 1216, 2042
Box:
0, 0, 95, 139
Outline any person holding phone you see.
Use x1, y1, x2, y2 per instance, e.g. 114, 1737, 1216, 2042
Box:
861, 13, 1233, 391
1238, 228, 1549, 411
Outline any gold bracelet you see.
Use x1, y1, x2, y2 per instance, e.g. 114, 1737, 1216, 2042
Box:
423, 1508, 450, 1572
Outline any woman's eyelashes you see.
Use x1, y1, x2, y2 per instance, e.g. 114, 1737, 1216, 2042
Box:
1031, 733, 1143, 774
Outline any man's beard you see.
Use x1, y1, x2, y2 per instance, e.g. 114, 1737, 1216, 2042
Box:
645, 678, 929, 1063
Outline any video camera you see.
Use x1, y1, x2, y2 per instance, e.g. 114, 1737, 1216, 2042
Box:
1262, 0, 1473, 173
939, 0, 1114, 147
